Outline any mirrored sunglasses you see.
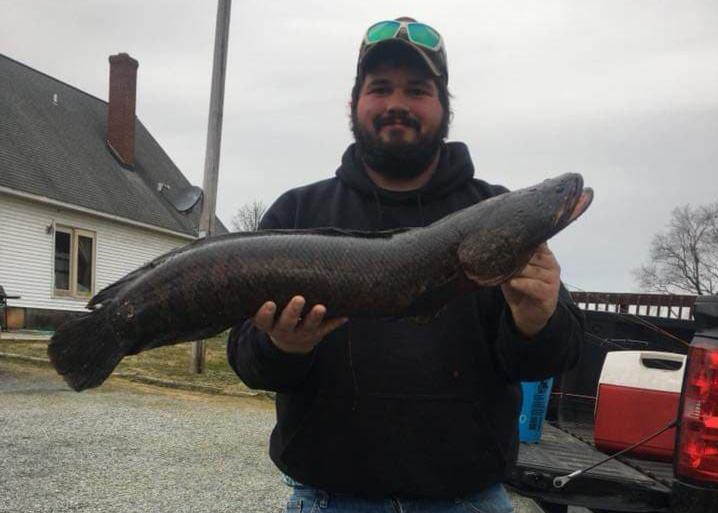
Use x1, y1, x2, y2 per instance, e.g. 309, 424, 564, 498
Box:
364, 20, 443, 51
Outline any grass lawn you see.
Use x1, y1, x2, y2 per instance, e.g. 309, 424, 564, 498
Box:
0, 333, 268, 398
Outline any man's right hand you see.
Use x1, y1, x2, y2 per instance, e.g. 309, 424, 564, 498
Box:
252, 295, 348, 354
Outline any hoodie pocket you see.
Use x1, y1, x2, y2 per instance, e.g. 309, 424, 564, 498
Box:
278, 395, 508, 497
278, 395, 357, 486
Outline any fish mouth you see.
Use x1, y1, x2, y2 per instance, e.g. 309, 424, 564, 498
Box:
555, 175, 593, 229
569, 187, 594, 222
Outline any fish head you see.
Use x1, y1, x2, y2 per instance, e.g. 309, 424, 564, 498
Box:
458, 173, 593, 286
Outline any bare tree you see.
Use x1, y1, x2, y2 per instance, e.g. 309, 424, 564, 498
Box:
231, 200, 267, 232
634, 203, 718, 295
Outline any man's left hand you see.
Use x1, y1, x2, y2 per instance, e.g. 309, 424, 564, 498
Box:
500, 243, 561, 338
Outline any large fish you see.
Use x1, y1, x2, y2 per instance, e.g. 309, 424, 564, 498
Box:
49, 173, 593, 391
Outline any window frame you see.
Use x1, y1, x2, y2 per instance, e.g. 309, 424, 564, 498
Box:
53, 225, 97, 299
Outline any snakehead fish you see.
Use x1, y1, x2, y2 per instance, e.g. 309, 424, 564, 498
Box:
48, 173, 593, 391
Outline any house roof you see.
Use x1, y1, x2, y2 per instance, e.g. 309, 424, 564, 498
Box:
0, 54, 223, 237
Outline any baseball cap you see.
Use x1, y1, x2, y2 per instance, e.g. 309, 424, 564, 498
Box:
357, 17, 448, 84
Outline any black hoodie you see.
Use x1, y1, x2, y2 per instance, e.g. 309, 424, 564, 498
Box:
227, 142, 584, 499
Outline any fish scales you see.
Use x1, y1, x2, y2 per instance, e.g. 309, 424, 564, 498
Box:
48, 173, 593, 391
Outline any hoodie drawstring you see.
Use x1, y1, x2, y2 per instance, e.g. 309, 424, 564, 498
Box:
371, 188, 385, 230
416, 193, 425, 226
372, 189, 428, 229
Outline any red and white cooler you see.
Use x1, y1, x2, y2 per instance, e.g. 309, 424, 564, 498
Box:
594, 350, 686, 461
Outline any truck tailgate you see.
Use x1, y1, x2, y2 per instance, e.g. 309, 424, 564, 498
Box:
509, 423, 672, 512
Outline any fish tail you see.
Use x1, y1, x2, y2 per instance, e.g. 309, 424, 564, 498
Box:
48, 308, 128, 392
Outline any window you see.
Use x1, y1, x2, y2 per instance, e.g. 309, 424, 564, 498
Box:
53, 226, 96, 298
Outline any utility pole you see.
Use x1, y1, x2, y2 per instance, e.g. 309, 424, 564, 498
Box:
191, 0, 232, 374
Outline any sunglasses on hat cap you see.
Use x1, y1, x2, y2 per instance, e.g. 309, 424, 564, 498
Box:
365, 20, 443, 50
358, 19, 448, 83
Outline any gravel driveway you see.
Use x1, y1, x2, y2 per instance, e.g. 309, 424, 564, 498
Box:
0, 361, 286, 513
1, 360, 551, 513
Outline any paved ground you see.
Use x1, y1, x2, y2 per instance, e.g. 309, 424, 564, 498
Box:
1, 360, 557, 513
1, 361, 284, 513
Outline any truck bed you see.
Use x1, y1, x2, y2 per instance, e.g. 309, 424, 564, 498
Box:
510, 422, 673, 512
511, 304, 697, 512
563, 422, 676, 489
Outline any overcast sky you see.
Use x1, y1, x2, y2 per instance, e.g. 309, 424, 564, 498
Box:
2, 0, 716, 293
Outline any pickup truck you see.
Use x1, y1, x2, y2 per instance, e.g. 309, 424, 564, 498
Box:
508, 293, 718, 513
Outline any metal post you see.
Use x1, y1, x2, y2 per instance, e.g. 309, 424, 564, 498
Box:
191, 0, 232, 374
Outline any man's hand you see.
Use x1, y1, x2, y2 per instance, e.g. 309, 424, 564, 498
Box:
499, 243, 561, 338
252, 295, 348, 354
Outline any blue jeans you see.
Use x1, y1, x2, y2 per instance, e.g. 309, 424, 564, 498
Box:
282, 476, 515, 513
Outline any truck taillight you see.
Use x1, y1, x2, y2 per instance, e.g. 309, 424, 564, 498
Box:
676, 337, 718, 483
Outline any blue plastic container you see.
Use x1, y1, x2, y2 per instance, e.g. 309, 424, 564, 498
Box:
518, 378, 554, 443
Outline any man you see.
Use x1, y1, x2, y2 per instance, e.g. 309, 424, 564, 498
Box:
228, 17, 584, 513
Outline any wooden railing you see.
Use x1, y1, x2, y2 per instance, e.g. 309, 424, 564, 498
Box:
570, 292, 696, 320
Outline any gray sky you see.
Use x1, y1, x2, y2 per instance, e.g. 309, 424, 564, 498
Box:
2, 0, 717, 293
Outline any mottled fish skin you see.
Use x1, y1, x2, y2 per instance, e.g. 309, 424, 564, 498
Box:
48, 173, 592, 391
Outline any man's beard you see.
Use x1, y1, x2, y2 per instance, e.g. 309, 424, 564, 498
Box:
351, 112, 443, 180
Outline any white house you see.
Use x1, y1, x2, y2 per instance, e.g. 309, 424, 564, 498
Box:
0, 53, 224, 330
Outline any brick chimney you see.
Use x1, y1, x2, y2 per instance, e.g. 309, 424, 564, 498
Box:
107, 53, 138, 167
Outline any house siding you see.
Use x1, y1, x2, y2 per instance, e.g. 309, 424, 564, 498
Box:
0, 192, 192, 313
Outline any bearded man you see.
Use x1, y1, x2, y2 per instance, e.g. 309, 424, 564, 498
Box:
228, 17, 584, 513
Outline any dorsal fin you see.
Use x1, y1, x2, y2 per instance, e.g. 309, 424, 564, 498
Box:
262, 226, 411, 239
86, 226, 411, 309
86, 231, 259, 309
